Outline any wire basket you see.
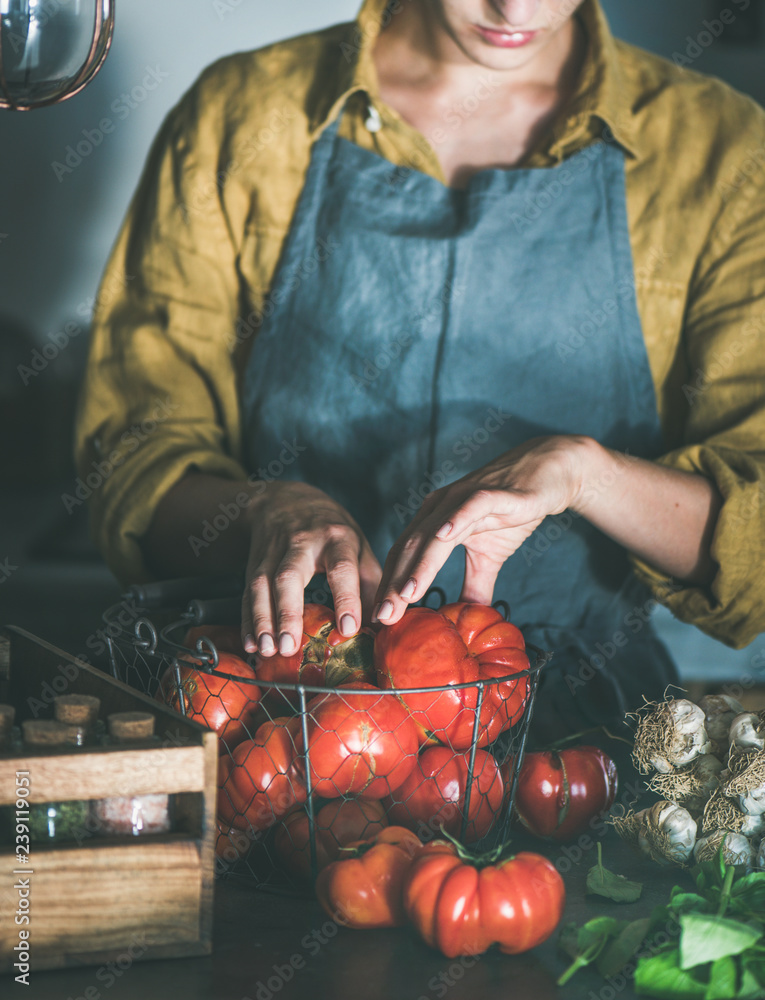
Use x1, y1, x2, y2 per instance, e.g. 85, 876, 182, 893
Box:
104, 578, 550, 894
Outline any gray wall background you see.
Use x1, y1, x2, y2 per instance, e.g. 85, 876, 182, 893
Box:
1, 0, 764, 684
2, 0, 764, 338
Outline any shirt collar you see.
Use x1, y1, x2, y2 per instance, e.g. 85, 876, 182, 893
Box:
309, 0, 642, 160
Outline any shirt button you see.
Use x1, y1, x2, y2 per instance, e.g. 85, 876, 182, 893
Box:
365, 104, 382, 133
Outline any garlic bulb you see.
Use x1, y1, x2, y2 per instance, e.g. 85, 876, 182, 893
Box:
728, 713, 765, 753
740, 811, 765, 839
739, 785, 765, 816
757, 837, 765, 870
637, 801, 697, 866
632, 699, 712, 774
694, 830, 754, 870
648, 753, 723, 814
698, 695, 745, 754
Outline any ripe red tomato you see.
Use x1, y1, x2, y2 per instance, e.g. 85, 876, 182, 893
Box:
384, 746, 504, 844
159, 652, 261, 749
509, 746, 618, 841
219, 717, 307, 832
403, 841, 565, 957
275, 798, 388, 878
315, 826, 423, 929
299, 683, 419, 798
255, 604, 375, 707
375, 603, 529, 749
182, 624, 247, 658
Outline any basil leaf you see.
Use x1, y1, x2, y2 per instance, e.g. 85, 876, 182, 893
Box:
597, 917, 653, 979
587, 861, 643, 903
669, 892, 710, 915
738, 957, 765, 1000
634, 947, 708, 999
577, 916, 625, 951
679, 913, 763, 970
704, 956, 737, 1000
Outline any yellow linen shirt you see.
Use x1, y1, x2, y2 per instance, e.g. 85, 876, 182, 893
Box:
75, 0, 765, 647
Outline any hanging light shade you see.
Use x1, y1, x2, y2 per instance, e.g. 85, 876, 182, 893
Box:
0, 0, 115, 110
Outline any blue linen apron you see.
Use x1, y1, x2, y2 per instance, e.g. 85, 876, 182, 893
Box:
241, 104, 678, 743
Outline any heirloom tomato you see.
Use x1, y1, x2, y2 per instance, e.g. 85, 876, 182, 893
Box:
275, 798, 388, 878
315, 826, 423, 929
403, 841, 565, 957
375, 603, 529, 749
384, 746, 503, 843
299, 683, 419, 798
159, 652, 261, 749
255, 604, 375, 707
509, 746, 618, 841
219, 717, 306, 832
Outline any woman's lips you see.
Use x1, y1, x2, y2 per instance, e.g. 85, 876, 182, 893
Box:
474, 25, 539, 48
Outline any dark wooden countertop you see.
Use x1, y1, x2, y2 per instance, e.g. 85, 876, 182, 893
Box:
17, 827, 683, 1000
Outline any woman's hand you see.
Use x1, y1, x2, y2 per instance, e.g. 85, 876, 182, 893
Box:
373, 432, 722, 626
242, 481, 382, 657
373, 436, 589, 625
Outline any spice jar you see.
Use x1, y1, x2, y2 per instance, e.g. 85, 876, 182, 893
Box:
22, 720, 90, 844
91, 712, 172, 837
0, 704, 15, 751
53, 694, 102, 744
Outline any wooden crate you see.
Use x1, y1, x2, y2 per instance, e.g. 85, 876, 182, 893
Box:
0, 625, 217, 972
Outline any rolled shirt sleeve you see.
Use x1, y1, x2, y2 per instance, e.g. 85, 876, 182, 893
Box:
75, 72, 250, 585
630, 150, 765, 648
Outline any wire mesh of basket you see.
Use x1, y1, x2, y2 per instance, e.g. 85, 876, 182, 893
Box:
103, 576, 551, 894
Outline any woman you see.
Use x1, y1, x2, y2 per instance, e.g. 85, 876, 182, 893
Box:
77, 0, 765, 741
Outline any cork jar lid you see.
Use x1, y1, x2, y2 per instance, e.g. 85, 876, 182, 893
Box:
107, 711, 156, 742
54, 694, 101, 728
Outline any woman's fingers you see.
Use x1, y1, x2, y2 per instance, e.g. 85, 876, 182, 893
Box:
460, 549, 502, 605
323, 531, 368, 636
242, 552, 278, 656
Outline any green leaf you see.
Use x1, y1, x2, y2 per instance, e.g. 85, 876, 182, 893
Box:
587, 843, 644, 902
704, 956, 737, 1000
634, 947, 708, 999
597, 917, 653, 979
738, 954, 765, 999
679, 913, 763, 970
669, 892, 710, 915
556, 916, 625, 986
577, 916, 625, 950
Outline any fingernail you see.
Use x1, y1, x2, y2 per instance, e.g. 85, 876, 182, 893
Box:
339, 614, 356, 637
436, 522, 453, 540
259, 633, 275, 655
400, 578, 416, 601
279, 633, 296, 655
377, 600, 393, 621
244, 634, 257, 654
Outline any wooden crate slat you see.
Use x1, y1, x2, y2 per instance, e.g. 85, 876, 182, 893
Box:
0, 625, 218, 971
0, 745, 207, 803
0, 841, 208, 970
